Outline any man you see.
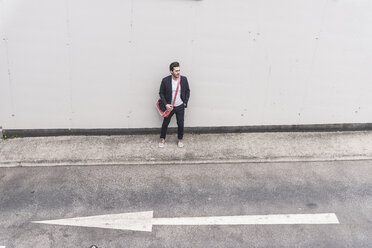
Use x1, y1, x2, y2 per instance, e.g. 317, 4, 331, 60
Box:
159, 61, 190, 148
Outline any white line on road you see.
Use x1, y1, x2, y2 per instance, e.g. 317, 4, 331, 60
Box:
153, 213, 340, 226
33, 211, 340, 232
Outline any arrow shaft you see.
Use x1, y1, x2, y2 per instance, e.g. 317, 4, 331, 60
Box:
152, 213, 339, 226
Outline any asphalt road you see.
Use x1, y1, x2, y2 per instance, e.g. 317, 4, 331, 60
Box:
0, 160, 371, 248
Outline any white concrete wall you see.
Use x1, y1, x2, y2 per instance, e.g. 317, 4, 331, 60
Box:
1, 0, 372, 129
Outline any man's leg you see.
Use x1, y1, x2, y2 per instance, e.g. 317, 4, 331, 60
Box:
175, 105, 185, 141
160, 110, 175, 140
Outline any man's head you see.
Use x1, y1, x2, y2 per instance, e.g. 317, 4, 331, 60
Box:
170, 61, 180, 79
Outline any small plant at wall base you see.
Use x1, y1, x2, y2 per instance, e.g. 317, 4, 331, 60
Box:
2, 135, 19, 139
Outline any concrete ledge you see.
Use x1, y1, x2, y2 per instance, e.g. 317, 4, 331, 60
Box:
1, 131, 372, 168
3, 123, 372, 137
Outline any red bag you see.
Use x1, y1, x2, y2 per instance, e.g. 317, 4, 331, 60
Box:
156, 76, 181, 118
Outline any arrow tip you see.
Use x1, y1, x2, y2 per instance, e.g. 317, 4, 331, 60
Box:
32, 211, 154, 232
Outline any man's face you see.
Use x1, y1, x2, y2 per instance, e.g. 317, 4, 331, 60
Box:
171, 67, 180, 78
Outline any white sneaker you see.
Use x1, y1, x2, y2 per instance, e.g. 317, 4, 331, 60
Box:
177, 141, 184, 148
159, 140, 165, 148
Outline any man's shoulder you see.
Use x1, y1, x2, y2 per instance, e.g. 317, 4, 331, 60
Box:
162, 75, 172, 82
180, 75, 188, 84
181, 75, 189, 84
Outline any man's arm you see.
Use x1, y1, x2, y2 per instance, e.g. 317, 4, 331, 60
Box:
184, 77, 190, 107
159, 79, 168, 106
159, 78, 173, 111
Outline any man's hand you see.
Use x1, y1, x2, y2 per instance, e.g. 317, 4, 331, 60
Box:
166, 104, 173, 112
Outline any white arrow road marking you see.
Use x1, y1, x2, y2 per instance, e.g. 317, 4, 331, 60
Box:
32, 211, 339, 232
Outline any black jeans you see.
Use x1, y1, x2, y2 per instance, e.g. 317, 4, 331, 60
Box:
160, 104, 185, 140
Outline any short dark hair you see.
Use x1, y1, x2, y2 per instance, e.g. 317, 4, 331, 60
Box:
169, 61, 180, 71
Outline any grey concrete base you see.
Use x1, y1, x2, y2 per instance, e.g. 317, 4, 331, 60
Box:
1, 131, 372, 167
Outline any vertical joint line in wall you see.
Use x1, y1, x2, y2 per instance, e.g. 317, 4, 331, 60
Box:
65, 0, 73, 129
4, 38, 14, 113
130, 0, 134, 30
190, 1, 198, 74
1, 1, 16, 125
264, 66, 272, 106
127, 0, 134, 128
298, 0, 328, 123
129, 0, 134, 68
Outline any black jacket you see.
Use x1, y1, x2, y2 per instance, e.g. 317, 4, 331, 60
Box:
159, 75, 190, 111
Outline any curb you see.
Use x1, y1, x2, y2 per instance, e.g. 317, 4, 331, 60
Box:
2, 156, 372, 168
